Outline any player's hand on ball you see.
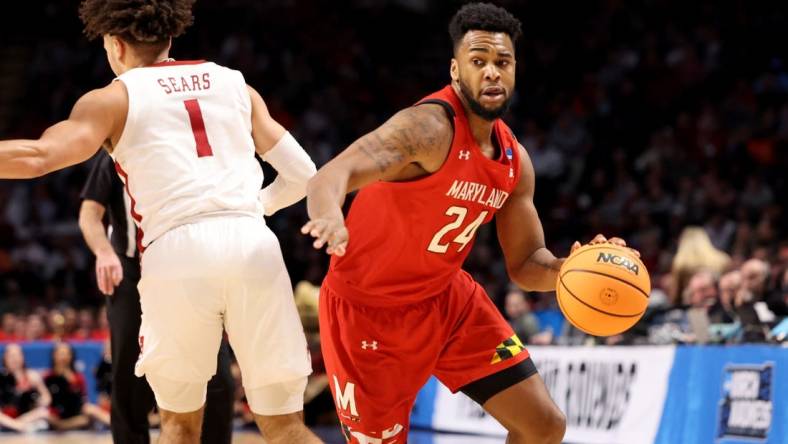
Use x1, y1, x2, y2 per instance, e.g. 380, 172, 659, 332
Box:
301, 218, 349, 256
570, 233, 640, 257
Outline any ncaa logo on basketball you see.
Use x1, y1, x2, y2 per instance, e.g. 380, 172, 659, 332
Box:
716, 363, 773, 441
596, 252, 639, 275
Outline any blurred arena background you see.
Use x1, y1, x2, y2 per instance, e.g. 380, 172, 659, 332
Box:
0, 1, 786, 443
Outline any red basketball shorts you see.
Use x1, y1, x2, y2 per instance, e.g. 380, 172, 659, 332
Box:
319, 270, 531, 443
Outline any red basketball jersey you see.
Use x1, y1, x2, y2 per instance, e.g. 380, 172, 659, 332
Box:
326, 85, 522, 305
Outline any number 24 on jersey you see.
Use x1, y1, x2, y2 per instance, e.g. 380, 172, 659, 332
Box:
427, 206, 488, 254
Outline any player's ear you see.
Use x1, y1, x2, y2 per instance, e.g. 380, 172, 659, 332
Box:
114, 37, 127, 63
450, 58, 459, 84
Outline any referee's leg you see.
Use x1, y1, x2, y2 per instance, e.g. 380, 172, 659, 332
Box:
201, 339, 235, 444
107, 257, 156, 444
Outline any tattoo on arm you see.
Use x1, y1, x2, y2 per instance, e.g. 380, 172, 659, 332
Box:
356, 107, 447, 173
357, 133, 404, 173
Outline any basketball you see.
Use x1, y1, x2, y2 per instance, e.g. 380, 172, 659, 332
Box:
556, 243, 651, 336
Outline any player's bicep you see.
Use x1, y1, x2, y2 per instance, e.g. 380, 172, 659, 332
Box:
39, 90, 118, 174
247, 85, 287, 155
496, 146, 547, 271
333, 106, 448, 192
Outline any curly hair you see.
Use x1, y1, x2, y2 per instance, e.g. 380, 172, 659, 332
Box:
79, 0, 195, 44
448, 3, 522, 49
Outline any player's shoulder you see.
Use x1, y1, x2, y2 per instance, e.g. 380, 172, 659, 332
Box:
72, 82, 128, 117
401, 102, 454, 133
386, 103, 454, 153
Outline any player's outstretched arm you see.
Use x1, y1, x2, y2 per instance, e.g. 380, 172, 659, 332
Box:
247, 86, 316, 215
498, 145, 636, 291
0, 84, 123, 179
496, 144, 564, 292
302, 104, 452, 255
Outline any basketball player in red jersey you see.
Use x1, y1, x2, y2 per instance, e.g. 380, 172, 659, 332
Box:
303, 3, 632, 443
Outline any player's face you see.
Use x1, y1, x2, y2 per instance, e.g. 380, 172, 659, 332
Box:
451, 31, 516, 121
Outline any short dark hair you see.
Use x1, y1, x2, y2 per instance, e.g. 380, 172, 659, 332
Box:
79, 0, 195, 44
448, 3, 522, 50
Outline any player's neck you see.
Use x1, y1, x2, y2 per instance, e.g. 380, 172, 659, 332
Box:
466, 112, 495, 148
143, 53, 174, 67
128, 51, 173, 70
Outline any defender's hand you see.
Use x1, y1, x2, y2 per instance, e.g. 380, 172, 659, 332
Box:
570, 233, 639, 257
301, 218, 349, 256
96, 250, 123, 296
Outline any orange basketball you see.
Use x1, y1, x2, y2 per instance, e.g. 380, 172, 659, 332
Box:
556, 243, 651, 336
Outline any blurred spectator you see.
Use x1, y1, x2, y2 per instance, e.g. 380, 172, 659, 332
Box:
719, 270, 742, 319
671, 227, 731, 306
684, 271, 733, 344
685, 271, 732, 324
0, 314, 18, 342
47, 310, 67, 342
91, 306, 110, 341
94, 339, 112, 415
0, 344, 51, 432
738, 259, 771, 305
43, 342, 110, 430
504, 287, 541, 344
62, 308, 79, 339
69, 308, 95, 341
294, 281, 335, 426
24, 314, 47, 342
733, 259, 774, 342
766, 268, 788, 317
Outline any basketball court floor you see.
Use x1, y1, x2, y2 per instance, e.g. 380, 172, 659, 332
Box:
0, 428, 508, 443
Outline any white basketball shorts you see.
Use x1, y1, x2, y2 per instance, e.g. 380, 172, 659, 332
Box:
134, 216, 311, 411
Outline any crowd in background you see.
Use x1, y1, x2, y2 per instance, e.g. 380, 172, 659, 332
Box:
0, 0, 786, 434
3, 0, 784, 345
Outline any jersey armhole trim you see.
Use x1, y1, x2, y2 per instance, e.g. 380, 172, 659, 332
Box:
111, 78, 133, 157
416, 99, 456, 132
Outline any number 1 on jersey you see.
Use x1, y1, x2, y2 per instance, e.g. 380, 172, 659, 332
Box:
183, 99, 214, 157
427, 206, 489, 254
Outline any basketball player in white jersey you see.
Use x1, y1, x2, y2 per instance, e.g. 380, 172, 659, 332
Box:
0, 1, 322, 443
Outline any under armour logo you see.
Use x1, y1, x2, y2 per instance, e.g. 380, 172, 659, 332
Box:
361, 340, 378, 350
459, 150, 471, 160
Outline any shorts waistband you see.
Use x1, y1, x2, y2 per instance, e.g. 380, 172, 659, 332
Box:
324, 270, 467, 308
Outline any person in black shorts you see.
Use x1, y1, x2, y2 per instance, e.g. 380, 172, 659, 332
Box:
79, 151, 234, 444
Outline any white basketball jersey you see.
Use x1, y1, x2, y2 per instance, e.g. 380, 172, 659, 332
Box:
111, 60, 263, 249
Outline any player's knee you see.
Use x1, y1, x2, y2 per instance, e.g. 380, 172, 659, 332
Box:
245, 377, 307, 416
507, 407, 565, 444
146, 373, 207, 413
544, 409, 567, 443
